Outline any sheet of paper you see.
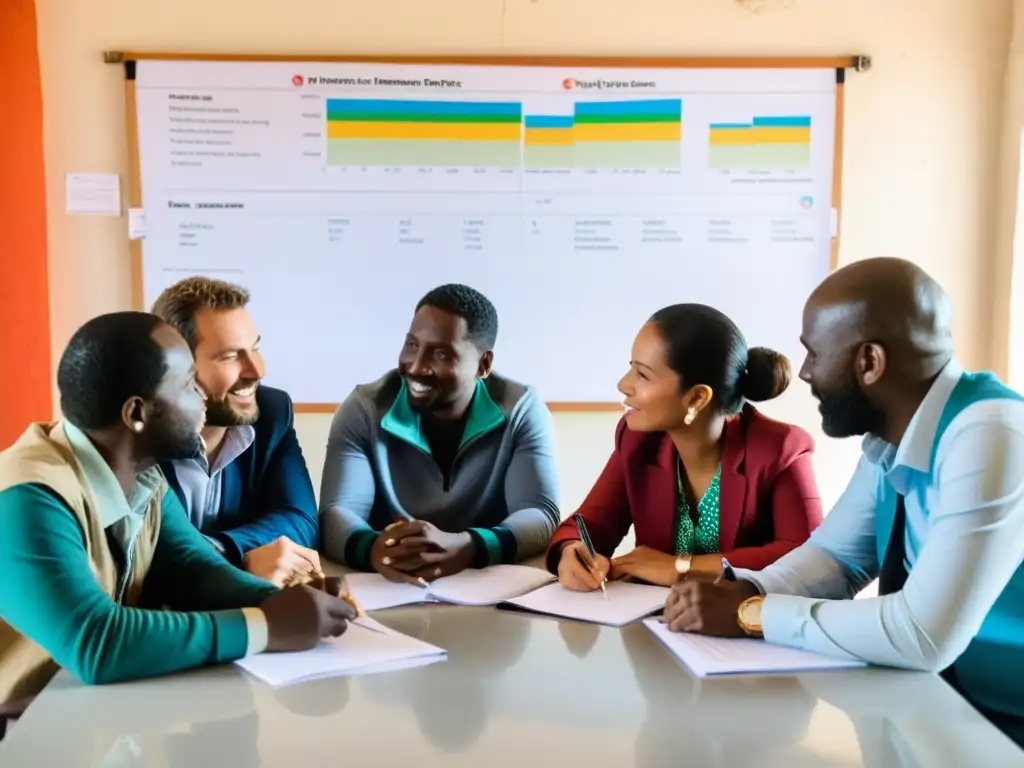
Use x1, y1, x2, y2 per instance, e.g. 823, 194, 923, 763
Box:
500, 581, 670, 626
65, 173, 121, 215
344, 573, 428, 611
234, 617, 446, 687
127, 207, 146, 239
426, 564, 556, 606
643, 619, 867, 677
345, 565, 556, 610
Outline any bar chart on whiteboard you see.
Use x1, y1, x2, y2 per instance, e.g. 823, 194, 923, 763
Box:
132, 60, 838, 404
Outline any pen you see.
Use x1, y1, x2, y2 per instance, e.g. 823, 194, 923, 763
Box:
573, 514, 608, 600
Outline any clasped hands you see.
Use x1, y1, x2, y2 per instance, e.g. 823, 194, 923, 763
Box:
558, 542, 757, 637
371, 519, 476, 584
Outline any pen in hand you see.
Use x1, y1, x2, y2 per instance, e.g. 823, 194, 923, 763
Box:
573, 514, 608, 600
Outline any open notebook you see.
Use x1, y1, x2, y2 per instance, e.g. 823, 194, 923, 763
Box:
235, 617, 447, 687
345, 564, 556, 610
498, 581, 670, 626
643, 619, 867, 677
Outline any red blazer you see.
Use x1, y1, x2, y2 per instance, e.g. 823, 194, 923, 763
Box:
547, 405, 822, 571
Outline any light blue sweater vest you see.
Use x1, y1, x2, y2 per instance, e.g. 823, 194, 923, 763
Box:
876, 372, 1024, 716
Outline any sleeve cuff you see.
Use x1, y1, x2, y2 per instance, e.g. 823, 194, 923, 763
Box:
467, 526, 517, 568
343, 529, 379, 571
761, 593, 820, 649
241, 607, 268, 655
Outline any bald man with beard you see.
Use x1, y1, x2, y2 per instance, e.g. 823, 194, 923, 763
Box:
664, 257, 1024, 748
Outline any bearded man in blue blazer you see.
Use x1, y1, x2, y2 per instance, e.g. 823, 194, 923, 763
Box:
152, 277, 320, 586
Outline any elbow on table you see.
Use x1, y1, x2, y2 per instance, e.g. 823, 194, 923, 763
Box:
889, 628, 967, 675
67, 647, 131, 687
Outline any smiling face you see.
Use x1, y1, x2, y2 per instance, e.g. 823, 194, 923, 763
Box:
397, 305, 491, 419
191, 307, 264, 427
618, 322, 698, 432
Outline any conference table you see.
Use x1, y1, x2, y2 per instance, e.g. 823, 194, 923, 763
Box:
2, 573, 1023, 766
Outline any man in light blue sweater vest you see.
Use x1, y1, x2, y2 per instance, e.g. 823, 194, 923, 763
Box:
319, 284, 561, 583
666, 258, 1024, 748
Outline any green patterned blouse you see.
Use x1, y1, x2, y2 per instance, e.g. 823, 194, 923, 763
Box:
674, 460, 722, 556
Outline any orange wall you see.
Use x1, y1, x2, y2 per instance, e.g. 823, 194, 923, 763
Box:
0, 0, 51, 448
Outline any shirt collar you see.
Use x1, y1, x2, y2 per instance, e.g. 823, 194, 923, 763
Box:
191, 425, 255, 474
861, 359, 964, 475
62, 420, 164, 528
381, 378, 506, 455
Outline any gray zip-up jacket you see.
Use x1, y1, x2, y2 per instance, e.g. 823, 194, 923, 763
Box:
319, 370, 561, 569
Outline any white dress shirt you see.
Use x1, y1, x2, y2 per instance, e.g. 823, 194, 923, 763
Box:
734, 361, 1024, 672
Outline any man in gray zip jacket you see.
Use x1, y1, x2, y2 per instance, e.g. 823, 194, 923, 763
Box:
319, 284, 561, 582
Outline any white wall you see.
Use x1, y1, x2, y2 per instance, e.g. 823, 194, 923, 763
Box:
35, 0, 1014, 528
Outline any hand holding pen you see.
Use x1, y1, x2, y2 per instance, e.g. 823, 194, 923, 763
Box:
555, 515, 611, 598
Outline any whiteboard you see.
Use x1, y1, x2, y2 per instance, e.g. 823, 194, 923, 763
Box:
131, 59, 839, 405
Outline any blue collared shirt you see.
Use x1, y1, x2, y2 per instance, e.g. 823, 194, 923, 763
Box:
168, 427, 255, 554
735, 361, 1024, 671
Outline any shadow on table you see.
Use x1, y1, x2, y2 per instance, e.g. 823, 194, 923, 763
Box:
12, 668, 266, 768
362, 608, 532, 753
620, 628, 834, 767
269, 676, 352, 718
557, 620, 602, 658
800, 670, 1024, 765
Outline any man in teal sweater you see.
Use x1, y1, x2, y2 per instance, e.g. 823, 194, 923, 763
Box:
0, 312, 355, 730
319, 284, 561, 582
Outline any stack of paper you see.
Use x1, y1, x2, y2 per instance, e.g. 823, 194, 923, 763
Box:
643, 619, 867, 676
235, 617, 447, 687
345, 565, 556, 611
499, 581, 670, 626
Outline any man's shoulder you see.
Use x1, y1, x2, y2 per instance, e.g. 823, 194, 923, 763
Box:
348, 370, 403, 416
939, 396, 1024, 452
254, 385, 294, 422
483, 372, 534, 416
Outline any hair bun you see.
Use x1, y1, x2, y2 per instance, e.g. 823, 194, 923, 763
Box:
742, 347, 791, 402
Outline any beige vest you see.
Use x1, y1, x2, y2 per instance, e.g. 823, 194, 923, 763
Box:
0, 423, 163, 704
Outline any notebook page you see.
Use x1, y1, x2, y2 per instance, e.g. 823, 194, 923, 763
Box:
235, 617, 446, 687
426, 565, 556, 606
643, 619, 867, 677
501, 581, 670, 626
344, 573, 429, 611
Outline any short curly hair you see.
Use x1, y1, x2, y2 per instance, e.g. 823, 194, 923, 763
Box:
151, 276, 250, 351
416, 284, 498, 351
57, 312, 168, 430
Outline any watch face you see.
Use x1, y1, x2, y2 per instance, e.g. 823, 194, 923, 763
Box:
674, 556, 691, 575
741, 598, 763, 626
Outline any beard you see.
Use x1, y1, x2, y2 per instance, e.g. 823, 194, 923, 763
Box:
204, 391, 260, 427
814, 374, 885, 439
144, 401, 205, 461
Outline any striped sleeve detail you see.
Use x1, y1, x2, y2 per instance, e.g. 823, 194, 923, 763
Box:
467, 525, 518, 568
344, 529, 379, 571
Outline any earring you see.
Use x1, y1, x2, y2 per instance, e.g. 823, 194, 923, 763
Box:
683, 407, 696, 425
133, 422, 144, 432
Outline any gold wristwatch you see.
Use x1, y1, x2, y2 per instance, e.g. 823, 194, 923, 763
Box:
737, 595, 764, 638
674, 555, 692, 577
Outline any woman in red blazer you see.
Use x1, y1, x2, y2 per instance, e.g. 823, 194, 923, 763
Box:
548, 303, 823, 589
